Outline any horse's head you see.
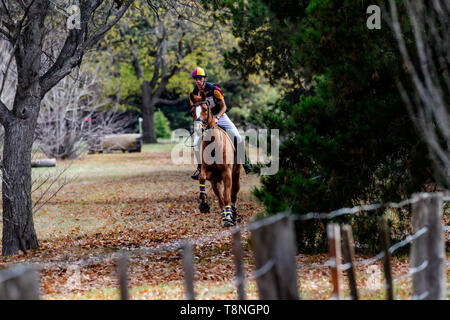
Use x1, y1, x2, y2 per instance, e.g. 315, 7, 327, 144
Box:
189, 91, 214, 131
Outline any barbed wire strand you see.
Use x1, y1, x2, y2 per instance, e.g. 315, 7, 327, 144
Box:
305, 226, 429, 272
197, 259, 275, 298
17, 226, 250, 271
294, 193, 450, 222
234, 259, 275, 288
393, 260, 429, 285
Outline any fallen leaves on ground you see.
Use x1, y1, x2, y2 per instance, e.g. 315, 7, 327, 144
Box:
0, 147, 447, 300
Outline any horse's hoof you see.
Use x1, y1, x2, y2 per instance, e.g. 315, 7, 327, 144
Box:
199, 202, 210, 213
231, 206, 241, 223
222, 212, 235, 227
223, 220, 235, 228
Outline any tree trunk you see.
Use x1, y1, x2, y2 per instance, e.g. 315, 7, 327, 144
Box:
0, 0, 133, 256
2, 104, 39, 256
141, 81, 157, 144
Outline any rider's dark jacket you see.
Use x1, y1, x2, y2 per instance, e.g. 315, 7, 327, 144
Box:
190, 82, 225, 115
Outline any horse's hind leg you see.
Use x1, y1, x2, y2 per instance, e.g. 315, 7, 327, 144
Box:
231, 164, 241, 222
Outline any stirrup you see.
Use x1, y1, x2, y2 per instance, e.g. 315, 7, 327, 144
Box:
191, 168, 200, 180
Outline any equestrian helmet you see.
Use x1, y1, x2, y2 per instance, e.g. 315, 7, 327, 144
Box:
192, 67, 207, 78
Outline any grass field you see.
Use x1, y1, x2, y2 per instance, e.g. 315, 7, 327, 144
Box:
0, 144, 447, 299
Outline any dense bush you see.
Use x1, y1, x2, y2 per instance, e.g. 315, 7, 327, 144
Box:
212, 0, 437, 252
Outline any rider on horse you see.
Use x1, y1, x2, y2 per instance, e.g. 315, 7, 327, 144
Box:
190, 67, 252, 179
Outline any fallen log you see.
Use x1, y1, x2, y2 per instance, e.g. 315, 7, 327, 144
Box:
31, 158, 56, 168
89, 134, 143, 154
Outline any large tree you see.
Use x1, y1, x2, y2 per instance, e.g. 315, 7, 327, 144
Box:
101, 1, 236, 142
0, 0, 132, 255
112, 5, 187, 143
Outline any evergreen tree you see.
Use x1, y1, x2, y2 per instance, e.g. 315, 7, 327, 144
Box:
208, 0, 436, 252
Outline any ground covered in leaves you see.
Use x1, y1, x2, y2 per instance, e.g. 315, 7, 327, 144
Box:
0, 144, 448, 300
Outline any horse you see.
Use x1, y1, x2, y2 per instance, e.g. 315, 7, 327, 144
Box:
189, 91, 242, 227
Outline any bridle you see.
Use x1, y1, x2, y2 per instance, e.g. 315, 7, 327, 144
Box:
193, 100, 216, 130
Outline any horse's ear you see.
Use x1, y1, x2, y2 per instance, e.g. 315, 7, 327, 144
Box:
200, 91, 206, 101
189, 93, 195, 104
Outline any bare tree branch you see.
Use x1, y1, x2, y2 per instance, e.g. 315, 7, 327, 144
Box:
109, 94, 142, 109
126, 29, 144, 80
32, 164, 73, 214
83, 0, 133, 49
39, 0, 134, 98
37, 64, 134, 160
384, 0, 450, 185
0, 27, 12, 41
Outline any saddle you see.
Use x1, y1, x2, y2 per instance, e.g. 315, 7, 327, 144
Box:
217, 125, 236, 153
208, 125, 237, 165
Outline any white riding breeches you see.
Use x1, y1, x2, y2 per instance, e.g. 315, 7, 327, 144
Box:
193, 113, 245, 164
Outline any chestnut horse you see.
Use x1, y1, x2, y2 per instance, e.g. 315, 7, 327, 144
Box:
189, 91, 241, 227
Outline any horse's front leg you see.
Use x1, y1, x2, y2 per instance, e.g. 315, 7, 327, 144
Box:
221, 168, 234, 227
198, 177, 210, 213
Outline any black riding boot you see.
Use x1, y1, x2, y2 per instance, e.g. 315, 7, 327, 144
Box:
191, 163, 201, 180
235, 138, 252, 174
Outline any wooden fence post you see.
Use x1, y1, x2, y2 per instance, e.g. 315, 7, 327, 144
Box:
379, 216, 394, 300
0, 265, 40, 300
327, 223, 343, 300
182, 242, 195, 300
411, 193, 446, 300
341, 225, 358, 300
232, 228, 246, 300
249, 213, 299, 300
118, 253, 129, 300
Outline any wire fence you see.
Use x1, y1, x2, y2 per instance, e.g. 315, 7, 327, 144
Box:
293, 194, 450, 222
28, 227, 246, 271
0, 192, 448, 300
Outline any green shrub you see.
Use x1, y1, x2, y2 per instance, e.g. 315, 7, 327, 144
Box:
154, 110, 171, 139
